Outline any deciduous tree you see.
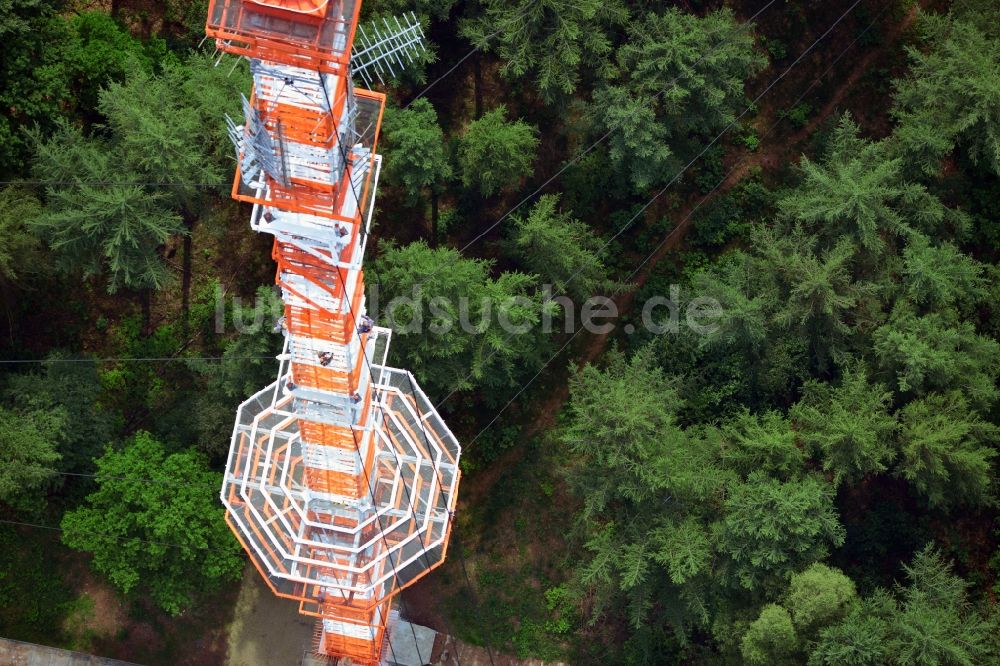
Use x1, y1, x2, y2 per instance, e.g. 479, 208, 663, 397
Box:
61, 432, 243, 614
786, 564, 857, 635
0, 187, 44, 286
741, 604, 798, 665
3, 353, 117, 474
66, 11, 161, 117
0, 5, 162, 175
29, 121, 182, 296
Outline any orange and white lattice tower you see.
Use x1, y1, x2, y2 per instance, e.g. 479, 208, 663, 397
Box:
206, 2, 461, 664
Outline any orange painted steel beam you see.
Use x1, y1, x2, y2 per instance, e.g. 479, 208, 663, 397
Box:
211, 2, 459, 662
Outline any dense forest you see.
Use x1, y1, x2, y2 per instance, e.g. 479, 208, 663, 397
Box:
1, 0, 999, 664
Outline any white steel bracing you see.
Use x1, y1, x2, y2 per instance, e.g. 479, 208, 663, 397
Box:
220, 365, 460, 596
208, 1, 459, 661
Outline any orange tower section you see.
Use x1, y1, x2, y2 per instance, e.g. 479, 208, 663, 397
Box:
207, 2, 461, 664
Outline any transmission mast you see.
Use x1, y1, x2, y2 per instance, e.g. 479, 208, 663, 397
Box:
205, 2, 461, 664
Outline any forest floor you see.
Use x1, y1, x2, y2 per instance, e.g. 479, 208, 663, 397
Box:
0, 526, 236, 666
223, 566, 314, 666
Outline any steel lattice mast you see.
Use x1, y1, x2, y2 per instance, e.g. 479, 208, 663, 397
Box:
205, 2, 461, 663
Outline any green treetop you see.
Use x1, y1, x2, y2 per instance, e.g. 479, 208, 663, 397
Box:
0, 187, 44, 286
382, 99, 452, 207
786, 564, 858, 635
779, 115, 962, 253
810, 547, 997, 665
0, 406, 63, 513
457, 105, 538, 196
460, 0, 624, 103
30, 53, 246, 303
564, 349, 730, 630
61, 432, 243, 614
371, 241, 547, 398
892, 11, 1000, 176
97, 53, 245, 211
901, 234, 987, 316
741, 603, 799, 665
593, 8, 765, 191
721, 409, 804, 481
791, 365, 897, 487
717, 471, 844, 592
511, 194, 617, 302
30, 120, 182, 294
742, 564, 857, 664
753, 227, 871, 370
873, 306, 1000, 410
4, 352, 117, 474
896, 392, 997, 509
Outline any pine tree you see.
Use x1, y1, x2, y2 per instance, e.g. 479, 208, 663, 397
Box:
718, 471, 844, 591
896, 392, 997, 508
511, 194, 617, 302
371, 241, 547, 397
791, 366, 897, 486
892, 13, 1000, 176
30, 121, 182, 294
0, 406, 63, 513
460, 0, 625, 103
721, 409, 804, 481
813, 548, 997, 665
457, 106, 538, 196
593, 8, 765, 190
779, 115, 961, 253
754, 227, 870, 369
873, 306, 1000, 410
901, 234, 987, 315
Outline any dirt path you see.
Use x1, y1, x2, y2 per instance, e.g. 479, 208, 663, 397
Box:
572, 2, 922, 374
460, 3, 922, 510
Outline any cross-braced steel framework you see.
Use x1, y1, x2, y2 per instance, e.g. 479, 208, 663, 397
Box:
206, 2, 459, 663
